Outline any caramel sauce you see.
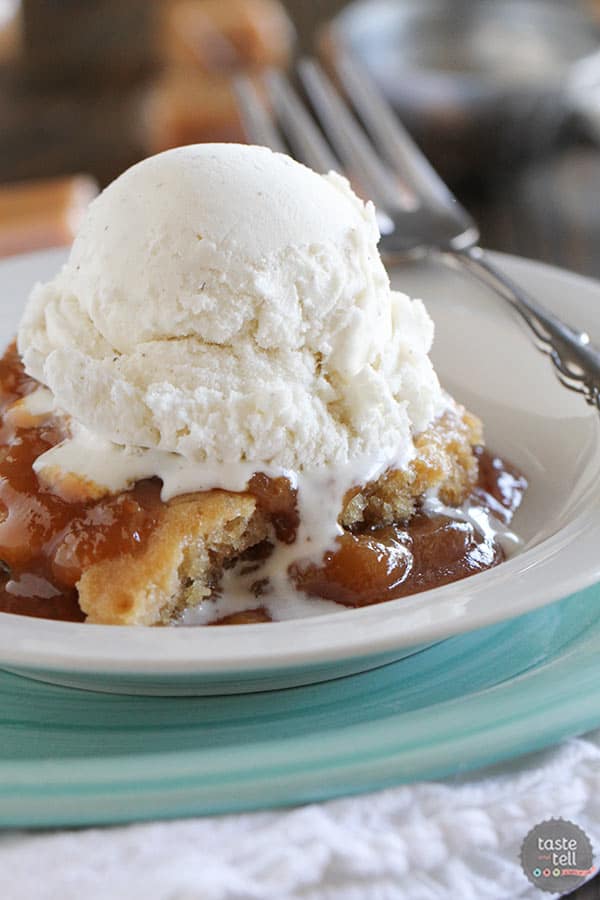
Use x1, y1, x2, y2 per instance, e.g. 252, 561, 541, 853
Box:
0, 344, 163, 621
293, 447, 526, 608
247, 472, 299, 544
213, 607, 271, 626
0, 343, 527, 623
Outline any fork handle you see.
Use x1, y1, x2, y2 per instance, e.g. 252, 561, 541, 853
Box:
452, 246, 600, 410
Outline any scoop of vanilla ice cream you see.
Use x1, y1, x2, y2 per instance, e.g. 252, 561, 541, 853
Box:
18, 143, 443, 470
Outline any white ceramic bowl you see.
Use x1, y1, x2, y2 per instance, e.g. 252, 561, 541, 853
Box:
0, 249, 599, 694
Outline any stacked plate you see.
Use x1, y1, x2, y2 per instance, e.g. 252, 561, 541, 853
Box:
1, 249, 599, 826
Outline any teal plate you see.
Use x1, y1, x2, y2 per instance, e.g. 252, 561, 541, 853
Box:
1, 585, 600, 828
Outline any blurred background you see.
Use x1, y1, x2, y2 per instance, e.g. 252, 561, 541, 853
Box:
3, 0, 600, 277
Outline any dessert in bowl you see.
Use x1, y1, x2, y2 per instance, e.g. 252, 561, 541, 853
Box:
0, 143, 527, 629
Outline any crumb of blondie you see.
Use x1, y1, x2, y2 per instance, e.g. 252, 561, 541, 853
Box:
78, 491, 270, 625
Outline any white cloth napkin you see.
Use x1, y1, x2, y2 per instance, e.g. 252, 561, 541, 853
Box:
1, 730, 599, 900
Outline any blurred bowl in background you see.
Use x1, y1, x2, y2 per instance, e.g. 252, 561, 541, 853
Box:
327, 0, 600, 186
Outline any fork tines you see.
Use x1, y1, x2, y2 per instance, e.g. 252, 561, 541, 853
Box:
233, 57, 415, 212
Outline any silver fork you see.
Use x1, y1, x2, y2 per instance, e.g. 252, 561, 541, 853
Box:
234, 56, 600, 411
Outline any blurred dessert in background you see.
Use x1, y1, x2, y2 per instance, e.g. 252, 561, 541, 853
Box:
146, 0, 293, 153
0, 175, 98, 257
144, 71, 256, 154
0, 0, 295, 257
160, 0, 293, 72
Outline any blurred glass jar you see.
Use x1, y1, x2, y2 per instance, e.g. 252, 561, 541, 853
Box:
326, 0, 600, 187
